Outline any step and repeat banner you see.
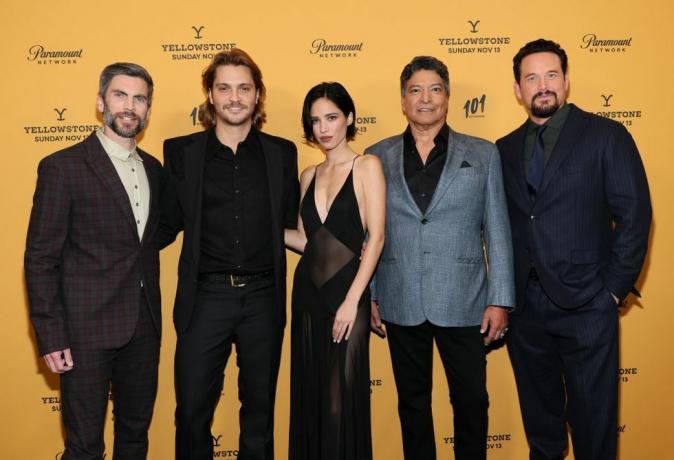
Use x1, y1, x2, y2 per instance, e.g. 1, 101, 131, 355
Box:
2, 0, 672, 458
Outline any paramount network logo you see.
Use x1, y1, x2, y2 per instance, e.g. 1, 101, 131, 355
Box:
581, 33, 632, 53
310, 38, 363, 58
438, 20, 511, 55
160, 26, 236, 61
27, 45, 83, 65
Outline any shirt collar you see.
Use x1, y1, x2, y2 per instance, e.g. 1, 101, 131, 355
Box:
403, 123, 450, 150
526, 102, 571, 134
96, 127, 142, 162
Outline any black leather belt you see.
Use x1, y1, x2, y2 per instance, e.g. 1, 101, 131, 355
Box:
199, 270, 273, 287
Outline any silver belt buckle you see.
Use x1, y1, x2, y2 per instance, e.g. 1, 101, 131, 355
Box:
230, 274, 246, 288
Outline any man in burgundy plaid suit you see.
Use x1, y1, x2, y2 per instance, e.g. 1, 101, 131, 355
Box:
25, 63, 162, 460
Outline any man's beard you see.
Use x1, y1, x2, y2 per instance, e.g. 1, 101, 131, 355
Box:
215, 103, 254, 127
530, 91, 561, 118
103, 104, 146, 138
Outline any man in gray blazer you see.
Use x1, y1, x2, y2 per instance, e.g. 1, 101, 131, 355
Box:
367, 56, 514, 460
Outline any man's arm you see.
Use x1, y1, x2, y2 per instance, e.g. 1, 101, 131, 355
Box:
602, 124, 652, 301
156, 141, 184, 249
24, 157, 73, 370
481, 145, 516, 344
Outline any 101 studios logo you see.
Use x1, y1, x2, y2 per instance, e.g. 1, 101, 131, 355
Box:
595, 94, 642, 127
438, 20, 511, 54
161, 26, 236, 61
463, 94, 487, 118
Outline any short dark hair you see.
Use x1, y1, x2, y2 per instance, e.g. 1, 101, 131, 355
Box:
400, 56, 450, 96
513, 38, 568, 82
198, 48, 266, 130
99, 62, 154, 107
301, 82, 357, 145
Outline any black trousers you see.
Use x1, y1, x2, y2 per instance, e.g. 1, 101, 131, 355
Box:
174, 276, 282, 460
61, 293, 160, 460
507, 278, 618, 460
385, 321, 488, 460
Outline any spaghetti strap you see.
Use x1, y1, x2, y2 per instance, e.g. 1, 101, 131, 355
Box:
350, 155, 358, 170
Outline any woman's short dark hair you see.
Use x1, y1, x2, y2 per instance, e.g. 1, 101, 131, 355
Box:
513, 39, 568, 82
302, 82, 357, 145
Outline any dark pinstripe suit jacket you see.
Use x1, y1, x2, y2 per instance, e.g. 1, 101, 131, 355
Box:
496, 104, 651, 311
25, 133, 162, 355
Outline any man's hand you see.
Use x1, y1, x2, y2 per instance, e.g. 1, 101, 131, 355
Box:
370, 301, 386, 338
43, 349, 73, 373
480, 306, 508, 345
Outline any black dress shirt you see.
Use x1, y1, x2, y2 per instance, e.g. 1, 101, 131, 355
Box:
200, 128, 273, 275
403, 124, 450, 214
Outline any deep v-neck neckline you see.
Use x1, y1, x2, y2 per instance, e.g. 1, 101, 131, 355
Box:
311, 164, 354, 226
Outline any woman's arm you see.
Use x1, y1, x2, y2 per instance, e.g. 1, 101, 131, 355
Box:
332, 155, 386, 342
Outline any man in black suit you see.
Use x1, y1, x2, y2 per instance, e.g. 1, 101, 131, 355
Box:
496, 39, 651, 459
159, 49, 299, 460
25, 63, 162, 459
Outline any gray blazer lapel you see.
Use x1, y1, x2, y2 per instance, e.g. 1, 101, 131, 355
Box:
425, 128, 466, 216
387, 136, 423, 218
84, 134, 139, 241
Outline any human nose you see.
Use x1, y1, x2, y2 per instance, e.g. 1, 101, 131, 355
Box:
421, 88, 431, 102
319, 119, 328, 133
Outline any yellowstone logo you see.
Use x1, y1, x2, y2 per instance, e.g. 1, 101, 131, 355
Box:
444, 433, 512, 450
24, 109, 98, 144
54, 108, 67, 121
619, 367, 638, 383
192, 25, 205, 39
356, 115, 377, 134
212, 434, 239, 457
594, 94, 642, 128
369, 377, 383, 394
161, 26, 236, 61
438, 20, 511, 54
310, 39, 363, 59
41, 395, 62, 413
581, 34, 632, 53
601, 94, 613, 107
27, 45, 83, 65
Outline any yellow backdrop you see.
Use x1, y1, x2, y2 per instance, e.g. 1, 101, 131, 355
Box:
2, 0, 672, 458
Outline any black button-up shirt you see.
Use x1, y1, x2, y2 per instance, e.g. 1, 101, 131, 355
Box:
199, 128, 273, 275
403, 124, 450, 214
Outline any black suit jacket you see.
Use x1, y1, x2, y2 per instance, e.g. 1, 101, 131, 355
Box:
25, 133, 163, 355
159, 129, 299, 332
496, 104, 651, 311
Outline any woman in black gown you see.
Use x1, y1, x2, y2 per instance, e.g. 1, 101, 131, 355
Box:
285, 82, 386, 460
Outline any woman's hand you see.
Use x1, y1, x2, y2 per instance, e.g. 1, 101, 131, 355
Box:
332, 297, 359, 343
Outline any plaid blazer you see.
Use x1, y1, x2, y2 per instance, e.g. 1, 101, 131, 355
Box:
25, 133, 162, 355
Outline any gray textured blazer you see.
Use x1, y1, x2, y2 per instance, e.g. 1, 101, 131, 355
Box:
366, 127, 515, 327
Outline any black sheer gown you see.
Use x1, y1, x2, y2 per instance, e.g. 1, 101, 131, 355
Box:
289, 159, 372, 460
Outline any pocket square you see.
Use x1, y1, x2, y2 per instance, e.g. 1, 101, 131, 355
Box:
460, 160, 472, 168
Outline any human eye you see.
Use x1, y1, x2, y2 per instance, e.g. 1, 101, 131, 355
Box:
546, 72, 558, 80
112, 90, 125, 98
134, 95, 148, 104
311, 118, 320, 125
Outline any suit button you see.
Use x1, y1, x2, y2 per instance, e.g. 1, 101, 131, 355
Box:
421, 218, 429, 225
530, 215, 535, 220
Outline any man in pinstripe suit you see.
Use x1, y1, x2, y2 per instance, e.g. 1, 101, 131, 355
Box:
25, 63, 162, 460
496, 39, 651, 459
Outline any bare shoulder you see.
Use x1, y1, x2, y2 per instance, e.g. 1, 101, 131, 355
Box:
299, 164, 318, 190
354, 153, 383, 173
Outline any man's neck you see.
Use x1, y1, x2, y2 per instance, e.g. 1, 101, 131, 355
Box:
102, 126, 135, 151
409, 121, 444, 145
215, 121, 253, 153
